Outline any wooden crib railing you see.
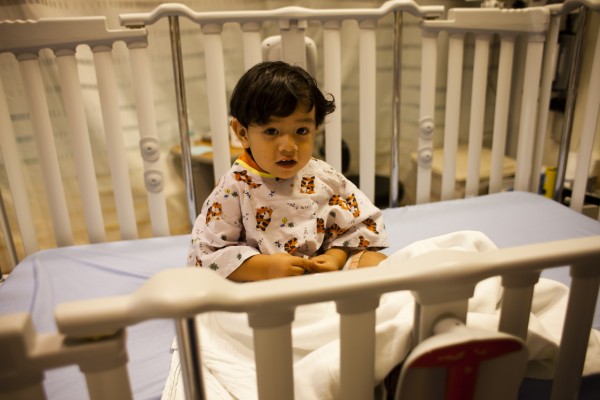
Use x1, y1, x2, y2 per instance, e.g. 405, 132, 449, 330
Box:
1, 235, 599, 400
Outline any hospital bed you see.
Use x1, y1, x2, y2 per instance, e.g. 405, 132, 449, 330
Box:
1, 0, 600, 399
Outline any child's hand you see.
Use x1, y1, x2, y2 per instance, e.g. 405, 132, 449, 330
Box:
265, 253, 316, 279
308, 253, 344, 273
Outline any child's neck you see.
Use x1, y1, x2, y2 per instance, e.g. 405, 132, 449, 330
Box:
238, 150, 275, 178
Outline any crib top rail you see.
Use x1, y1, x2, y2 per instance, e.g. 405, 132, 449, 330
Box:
422, 7, 550, 37
548, 0, 600, 14
54, 235, 600, 339
46, 234, 600, 400
119, 0, 444, 28
0, 17, 147, 56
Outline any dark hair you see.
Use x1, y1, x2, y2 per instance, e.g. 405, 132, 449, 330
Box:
229, 61, 335, 128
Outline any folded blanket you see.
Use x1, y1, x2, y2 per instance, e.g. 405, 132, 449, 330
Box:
161, 231, 600, 400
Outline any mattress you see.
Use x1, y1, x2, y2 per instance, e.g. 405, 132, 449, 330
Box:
1, 191, 599, 399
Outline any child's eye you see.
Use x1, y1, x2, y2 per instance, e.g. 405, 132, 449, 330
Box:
263, 128, 278, 136
296, 127, 310, 135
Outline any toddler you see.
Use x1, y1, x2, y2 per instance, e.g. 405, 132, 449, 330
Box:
187, 61, 388, 281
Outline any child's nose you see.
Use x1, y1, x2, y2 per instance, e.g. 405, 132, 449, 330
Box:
279, 135, 298, 153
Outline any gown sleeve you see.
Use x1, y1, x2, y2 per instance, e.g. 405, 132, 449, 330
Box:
187, 171, 260, 278
318, 161, 389, 251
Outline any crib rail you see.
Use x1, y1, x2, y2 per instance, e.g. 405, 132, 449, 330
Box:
1, 2, 599, 399
118, 0, 444, 219
546, 0, 600, 215
1, 235, 597, 400
416, 7, 551, 204
0, 17, 169, 261
414, 0, 599, 213
120, 1, 444, 27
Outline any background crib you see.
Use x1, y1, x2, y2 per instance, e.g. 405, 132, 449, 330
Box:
1, 0, 600, 399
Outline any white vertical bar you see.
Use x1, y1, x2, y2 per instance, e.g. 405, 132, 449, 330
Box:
499, 286, 535, 340
359, 21, 377, 202
55, 51, 106, 244
551, 266, 600, 400
18, 56, 74, 247
489, 36, 515, 194
337, 299, 378, 400
248, 311, 295, 400
241, 23, 263, 70
323, 22, 343, 172
201, 25, 232, 183
464, 34, 491, 198
514, 38, 545, 192
92, 47, 138, 240
0, 72, 39, 256
84, 365, 133, 400
417, 31, 438, 205
128, 44, 170, 237
569, 22, 600, 213
440, 33, 465, 201
80, 329, 133, 400
532, 16, 561, 196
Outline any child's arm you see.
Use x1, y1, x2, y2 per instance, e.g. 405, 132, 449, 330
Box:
228, 253, 317, 282
311, 248, 386, 271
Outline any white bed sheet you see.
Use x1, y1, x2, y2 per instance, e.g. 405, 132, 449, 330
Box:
162, 230, 600, 400
1, 191, 599, 399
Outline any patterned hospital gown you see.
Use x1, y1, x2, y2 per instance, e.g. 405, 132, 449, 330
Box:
187, 156, 388, 278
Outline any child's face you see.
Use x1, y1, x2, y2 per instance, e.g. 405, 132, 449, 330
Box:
233, 105, 316, 179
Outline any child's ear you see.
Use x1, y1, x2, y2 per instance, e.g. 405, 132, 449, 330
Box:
231, 118, 250, 149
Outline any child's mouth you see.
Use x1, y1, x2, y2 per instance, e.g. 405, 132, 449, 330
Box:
277, 159, 297, 168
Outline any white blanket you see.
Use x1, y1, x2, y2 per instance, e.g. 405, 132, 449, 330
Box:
161, 231, 600, 400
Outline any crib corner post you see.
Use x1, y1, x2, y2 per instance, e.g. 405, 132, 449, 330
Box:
77, 329, 133, 400
0, 313, 46, 400
550, 264, 600, 400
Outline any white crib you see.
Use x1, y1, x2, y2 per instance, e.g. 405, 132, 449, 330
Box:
1, 0, 600, 399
